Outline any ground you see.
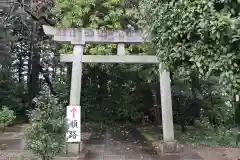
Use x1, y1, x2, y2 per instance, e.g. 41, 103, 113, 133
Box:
0, 124, 239, 160
139, 125, 240, 160
85, 125, 160, 160
191, 146, 240, 160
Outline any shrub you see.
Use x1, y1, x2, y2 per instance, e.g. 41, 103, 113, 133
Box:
0, 106, 16, 133
25, 93, 67, 160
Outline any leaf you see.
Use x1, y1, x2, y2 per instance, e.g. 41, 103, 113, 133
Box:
196, 62, 201, 67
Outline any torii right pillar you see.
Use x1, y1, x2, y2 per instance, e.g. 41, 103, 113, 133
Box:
159, 63, 178, 153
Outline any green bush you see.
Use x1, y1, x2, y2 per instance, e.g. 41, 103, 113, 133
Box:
25, 93, 67, 160
0, 106, 16, 133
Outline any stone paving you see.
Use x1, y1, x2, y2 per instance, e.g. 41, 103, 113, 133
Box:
85, 125, 160, 160
84, 125, 207, 160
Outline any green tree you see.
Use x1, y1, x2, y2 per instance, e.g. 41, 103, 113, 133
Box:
25, 91, 67, 160
140, 0, 240, 93
139, 0, 240, 130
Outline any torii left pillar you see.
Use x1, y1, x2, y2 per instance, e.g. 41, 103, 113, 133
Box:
67, 39, 85, 153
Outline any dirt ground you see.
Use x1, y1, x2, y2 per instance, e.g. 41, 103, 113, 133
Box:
188, 145, 240, 160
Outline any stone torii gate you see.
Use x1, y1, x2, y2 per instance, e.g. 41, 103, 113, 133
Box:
42, 25, 177, 153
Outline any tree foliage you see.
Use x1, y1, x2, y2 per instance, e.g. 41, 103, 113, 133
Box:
140, 0, 240, 93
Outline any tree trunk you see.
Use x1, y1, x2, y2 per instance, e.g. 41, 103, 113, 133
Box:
66, 63, 72, 104
18, 42, 24, 83
176, 97, 186, 132
28, 21, 41, 110
190, 71, 200, 121
27, 23, 34, 110
151, 88, 161, 125
39, 65, 56, 95
52, 57, 57, 80
98, 66, 108, 118
59, 64, 63, 83
233, 91, 240, 126
31, 53, 40, 98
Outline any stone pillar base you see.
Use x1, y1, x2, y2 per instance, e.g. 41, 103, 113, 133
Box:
153, 140, 180, 154
67, 141, 83, 154
66, 132, 92, 154
160, 140, 179, 153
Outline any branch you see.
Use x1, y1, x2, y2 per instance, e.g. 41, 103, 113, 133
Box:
16, 0, 55, 26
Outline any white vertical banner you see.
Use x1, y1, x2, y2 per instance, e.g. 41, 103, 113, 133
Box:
66, 106, 81, 143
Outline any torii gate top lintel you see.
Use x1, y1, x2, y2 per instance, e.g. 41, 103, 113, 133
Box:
42, 25, 148, 44
42, 25, 155, 62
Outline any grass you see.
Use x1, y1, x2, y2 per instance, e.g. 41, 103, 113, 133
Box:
138, 125, 238, 148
